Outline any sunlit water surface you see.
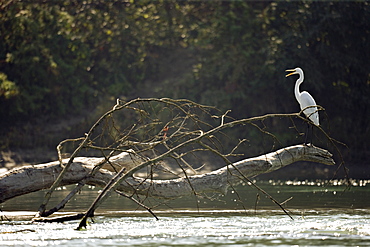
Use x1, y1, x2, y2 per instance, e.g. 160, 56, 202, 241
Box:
1, 179, 370, 246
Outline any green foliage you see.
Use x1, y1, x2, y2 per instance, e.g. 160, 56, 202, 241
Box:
264, 2, 370, 161
0, 1, 369, 163
0, 72, 19, 99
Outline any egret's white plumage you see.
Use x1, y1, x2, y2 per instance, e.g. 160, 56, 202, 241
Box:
286, 67, 319, 126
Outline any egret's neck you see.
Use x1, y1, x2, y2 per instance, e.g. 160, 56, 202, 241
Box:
294, 72, 304, 102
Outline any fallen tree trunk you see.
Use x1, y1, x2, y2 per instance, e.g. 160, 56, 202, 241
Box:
0, 144, 334, 204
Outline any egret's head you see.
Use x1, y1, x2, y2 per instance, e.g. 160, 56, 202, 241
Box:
285, 67, 303, 77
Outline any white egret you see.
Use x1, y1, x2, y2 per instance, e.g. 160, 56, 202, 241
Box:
286, 67, 319, 143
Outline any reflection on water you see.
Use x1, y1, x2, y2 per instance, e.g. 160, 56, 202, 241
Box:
2, 179, 370, 213
1, 179, 370, 246
1, 210, 370, 246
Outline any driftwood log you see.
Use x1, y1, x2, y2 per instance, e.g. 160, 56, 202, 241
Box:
0, 144, 334, 204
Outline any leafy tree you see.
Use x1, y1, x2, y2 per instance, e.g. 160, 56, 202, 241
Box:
0, 1, 368, 164
0, 2, 94, 121
264, 1, 370, 161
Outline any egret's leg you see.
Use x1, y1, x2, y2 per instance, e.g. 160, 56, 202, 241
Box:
310, 124, 314, 145
304, 124, 315, 145
304, 123, 309, 145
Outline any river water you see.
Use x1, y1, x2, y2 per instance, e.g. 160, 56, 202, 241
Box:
1, 179, 370, 246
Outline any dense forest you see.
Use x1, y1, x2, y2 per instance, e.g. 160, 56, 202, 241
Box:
0, 1, 369, 175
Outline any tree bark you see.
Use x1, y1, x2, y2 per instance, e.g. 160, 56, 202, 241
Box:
0, 144, 334, 204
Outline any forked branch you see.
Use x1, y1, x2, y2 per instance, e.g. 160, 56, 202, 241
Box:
0, 98, 340, 227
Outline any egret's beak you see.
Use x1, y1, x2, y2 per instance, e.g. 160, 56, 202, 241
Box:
285, 69, 296, 77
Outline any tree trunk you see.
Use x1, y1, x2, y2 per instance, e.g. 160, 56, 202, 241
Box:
0, 144, 334, 204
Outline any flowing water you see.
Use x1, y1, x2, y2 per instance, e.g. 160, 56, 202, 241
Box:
1, 179, 370, 246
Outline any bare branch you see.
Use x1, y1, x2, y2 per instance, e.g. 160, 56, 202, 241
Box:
0, 98, 342, 226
